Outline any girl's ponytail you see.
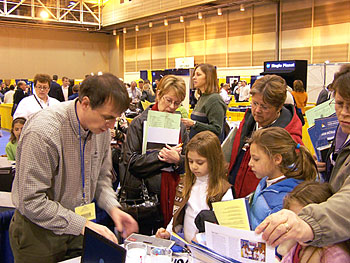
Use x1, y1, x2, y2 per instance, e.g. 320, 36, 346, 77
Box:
288, 144, 317, 181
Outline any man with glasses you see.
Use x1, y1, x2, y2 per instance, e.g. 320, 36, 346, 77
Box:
10, 73, 138, 262
13, 74, 60, 120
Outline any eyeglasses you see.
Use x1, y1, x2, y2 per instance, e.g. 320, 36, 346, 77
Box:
330, 98, 350, 113
251, 100, 272, 112
162, 96, 182, 108
36, 85, 49, 91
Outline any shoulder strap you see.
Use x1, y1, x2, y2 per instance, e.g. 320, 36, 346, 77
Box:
33, 95, 44, 109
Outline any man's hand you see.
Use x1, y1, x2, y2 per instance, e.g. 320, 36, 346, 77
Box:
109, 207, 139, 238
82, 221, 119, 244
255, 209, 314, 247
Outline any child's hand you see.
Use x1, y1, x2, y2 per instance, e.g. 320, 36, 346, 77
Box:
155, 228, 171, 239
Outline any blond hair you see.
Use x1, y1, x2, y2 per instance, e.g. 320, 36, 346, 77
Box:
156, 75, 186, 102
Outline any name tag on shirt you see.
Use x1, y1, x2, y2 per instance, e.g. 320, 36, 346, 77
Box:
75, 202, 96, 221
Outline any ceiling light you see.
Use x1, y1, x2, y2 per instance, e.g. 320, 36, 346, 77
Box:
40, 10, 49, 19
198, 12, 203, 19
164, 19, 168, 26
217, 8, 222, 16
240, 4, 245, 11
135, 25, 139, 31
149, 22, 153, 28
113, 29, 116, 36
123, 28, 127, 34
180, 16, 184, 23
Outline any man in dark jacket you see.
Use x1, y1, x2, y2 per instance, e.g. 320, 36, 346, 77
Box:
48, 75, 65, 102
11, 81, 29, 116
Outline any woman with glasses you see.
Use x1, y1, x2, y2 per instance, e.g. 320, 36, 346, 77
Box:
181, 63, 227, 142
228, 74, 303, 198
255, 64, 350, 256
13, 74, 60, 120
123, 75, 189, 235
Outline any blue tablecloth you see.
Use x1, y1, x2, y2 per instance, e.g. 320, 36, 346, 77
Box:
0, 209, 14, 263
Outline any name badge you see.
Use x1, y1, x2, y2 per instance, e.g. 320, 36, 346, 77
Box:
75, 202, 96, 221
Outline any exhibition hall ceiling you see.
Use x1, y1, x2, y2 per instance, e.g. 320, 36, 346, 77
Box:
0, 0, 276, 32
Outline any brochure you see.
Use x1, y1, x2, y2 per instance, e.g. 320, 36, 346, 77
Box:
308, 114, 338, 161
205, 222, 275, 263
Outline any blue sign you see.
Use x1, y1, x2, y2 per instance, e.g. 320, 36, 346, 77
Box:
264, 61, 296, 72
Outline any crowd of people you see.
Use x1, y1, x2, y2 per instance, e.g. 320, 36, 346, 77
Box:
2, 63, 350, 262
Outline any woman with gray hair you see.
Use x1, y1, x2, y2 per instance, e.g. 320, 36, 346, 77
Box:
228, 74, 303, 198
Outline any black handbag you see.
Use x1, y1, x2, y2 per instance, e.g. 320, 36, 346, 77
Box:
117, 154, 162, 235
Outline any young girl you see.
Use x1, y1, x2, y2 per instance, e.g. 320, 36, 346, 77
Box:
156, 130, 233, 242
280, 181, 350, 263
248, 127, 317, 230
6, 117, 26, 161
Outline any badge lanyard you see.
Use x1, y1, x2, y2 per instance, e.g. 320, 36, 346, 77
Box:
75, 103, 89, 205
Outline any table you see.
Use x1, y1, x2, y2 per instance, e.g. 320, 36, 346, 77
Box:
60, 252, 191, 263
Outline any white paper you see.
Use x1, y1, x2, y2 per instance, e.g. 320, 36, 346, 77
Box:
147, 127, 180, 145
205, 222, 275, 263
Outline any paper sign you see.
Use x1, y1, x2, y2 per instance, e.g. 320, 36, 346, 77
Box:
212, 199, 250, 230
147, 110, 181, 130
305, 100, 335, 127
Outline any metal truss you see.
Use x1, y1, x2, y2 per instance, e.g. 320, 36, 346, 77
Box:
0, 0, 101, 28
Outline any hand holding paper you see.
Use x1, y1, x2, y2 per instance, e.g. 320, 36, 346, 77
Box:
158, 144, 182, 164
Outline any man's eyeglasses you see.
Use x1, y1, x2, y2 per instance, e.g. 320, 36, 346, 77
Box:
162, 96, 182, 108
36, 85, 49, 91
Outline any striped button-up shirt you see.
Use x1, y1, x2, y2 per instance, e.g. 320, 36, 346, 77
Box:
12, 100, 119, 235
